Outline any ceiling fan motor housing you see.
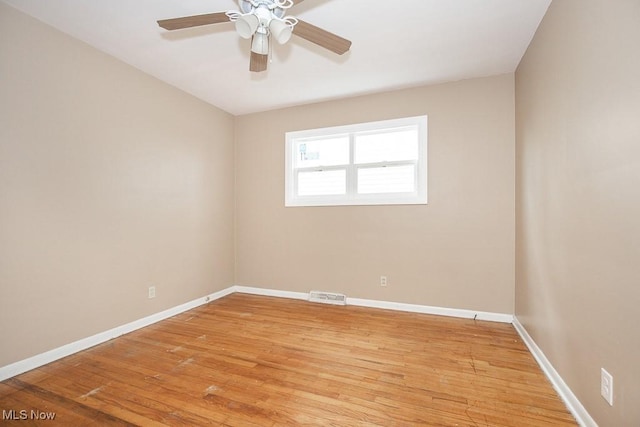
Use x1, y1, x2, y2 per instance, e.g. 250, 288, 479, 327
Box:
239, 0, 288, 19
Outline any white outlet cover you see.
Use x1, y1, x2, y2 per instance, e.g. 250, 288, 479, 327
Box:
601, 368, 614, 406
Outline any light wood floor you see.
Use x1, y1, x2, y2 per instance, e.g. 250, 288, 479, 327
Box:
1, 293, 576, 426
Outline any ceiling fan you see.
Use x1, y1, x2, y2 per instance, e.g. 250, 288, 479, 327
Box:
157, 0, 352, 72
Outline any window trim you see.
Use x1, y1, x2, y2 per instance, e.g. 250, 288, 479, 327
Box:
285, 116, 428, 207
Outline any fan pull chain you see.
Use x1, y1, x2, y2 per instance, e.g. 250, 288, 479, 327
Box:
269, 34, 273, 64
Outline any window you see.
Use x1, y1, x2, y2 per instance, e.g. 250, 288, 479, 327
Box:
285, 116, 427, 207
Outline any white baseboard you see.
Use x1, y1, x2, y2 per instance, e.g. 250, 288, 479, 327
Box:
512, 316, 597, 427
0, 287, 235, 382
348, 296, 513, 323
233, 285, 513, 323
233, 285, 308, 301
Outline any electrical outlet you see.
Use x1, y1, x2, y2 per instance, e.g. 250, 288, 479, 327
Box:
380, 276, 388, 287
601, 368, 613, 406
148, 286, 156, 299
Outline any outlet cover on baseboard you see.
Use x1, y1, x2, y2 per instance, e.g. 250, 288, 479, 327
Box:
601, 368, 613, 406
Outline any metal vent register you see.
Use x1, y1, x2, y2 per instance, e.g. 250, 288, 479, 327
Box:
308, 291, 347, 306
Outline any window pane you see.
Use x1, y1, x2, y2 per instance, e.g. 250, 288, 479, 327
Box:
295, 136, 349, 168
354, 127, 418, 164
285, 115, 427, 206
357, 165, 415, 194
298, 170, 346, 196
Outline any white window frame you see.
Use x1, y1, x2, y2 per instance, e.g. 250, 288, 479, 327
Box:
285, 116, 428, 207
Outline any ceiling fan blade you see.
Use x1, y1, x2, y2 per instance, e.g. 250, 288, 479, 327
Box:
293, 19, 351, 55
157, 12, 230, 31
291, 0, 306, 4
250, 52, 269, 72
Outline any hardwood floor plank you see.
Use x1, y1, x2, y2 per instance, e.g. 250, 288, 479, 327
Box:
0, 293, 576, 426
2, 378, 135, 426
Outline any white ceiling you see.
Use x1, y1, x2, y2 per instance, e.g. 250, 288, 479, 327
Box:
2, 0, 551, 115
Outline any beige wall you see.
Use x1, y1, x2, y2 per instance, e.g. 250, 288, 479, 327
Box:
0, 3, 235, 367
235, 74, 515, 314
515, 0, 640, 425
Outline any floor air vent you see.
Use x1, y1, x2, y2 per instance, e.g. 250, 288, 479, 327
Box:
308, 291, 347, 306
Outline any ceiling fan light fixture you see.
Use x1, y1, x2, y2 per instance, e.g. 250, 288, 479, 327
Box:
235, 13, 259, 39
269, 18, 293, 44
251, 32, 270, 55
